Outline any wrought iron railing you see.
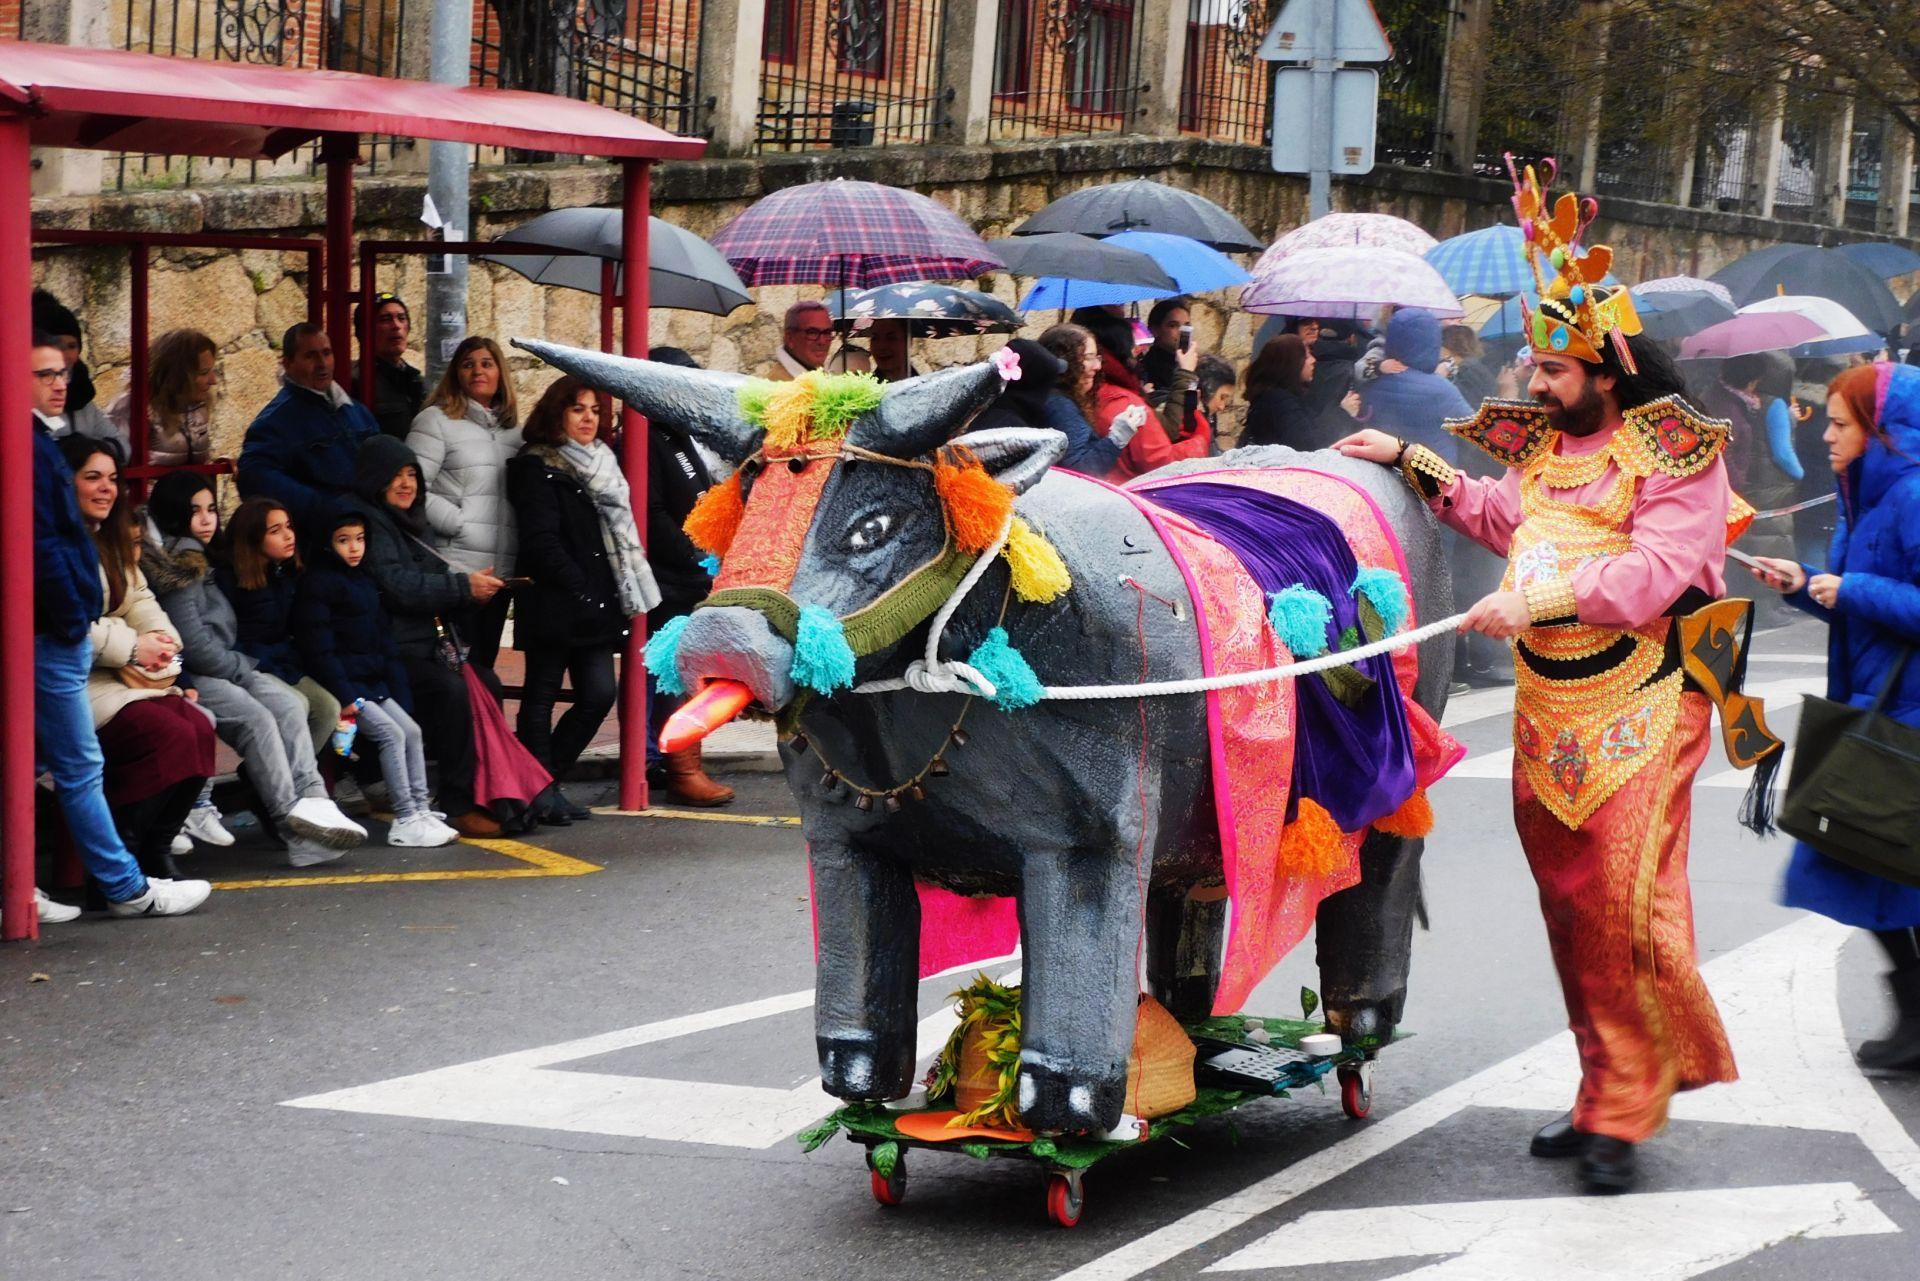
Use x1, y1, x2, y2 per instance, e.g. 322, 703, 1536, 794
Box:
755, 0, 951, 151
1179, 0, 1270, 147
990, 0, 1146, 142
1371, 0, 1445, 168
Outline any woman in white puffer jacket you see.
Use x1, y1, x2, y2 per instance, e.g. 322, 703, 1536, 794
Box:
407, 335, 522, 668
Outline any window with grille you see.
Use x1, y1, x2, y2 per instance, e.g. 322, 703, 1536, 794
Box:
995, 0, 1031, 99
764, 0, 799, 65
1066, 0, 1133, 115
834, 0, 889, 77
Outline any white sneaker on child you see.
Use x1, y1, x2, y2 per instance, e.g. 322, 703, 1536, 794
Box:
36, 888, 82, 924
426, 818, 463, 845
287, 796, 368, 849
171, 832, 193, 857
184, 804, 236, 847
286, 836, 346, 868
108, 877, 213, 918
388, 814, 456, 847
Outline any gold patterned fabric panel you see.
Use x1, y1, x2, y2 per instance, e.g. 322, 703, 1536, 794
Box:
1444, 398, 1556, 470
1616, 396, 1731, 479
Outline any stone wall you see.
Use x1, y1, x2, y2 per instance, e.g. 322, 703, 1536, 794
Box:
31, 136, 1919, 461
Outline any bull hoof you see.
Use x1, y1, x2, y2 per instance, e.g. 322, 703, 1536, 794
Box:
1015, 1053, 1126, 1134
818, 1034, 915, 1101
1324, 1001, 1396, 1051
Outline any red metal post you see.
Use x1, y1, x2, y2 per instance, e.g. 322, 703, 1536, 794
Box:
617, 161, 652, 812
358, 241, 377, 407
306, 248, 323, 325
599, 258, 617, 354
321, 133, 357, 377
128, 243, 150, 484
2, 119, 37, 940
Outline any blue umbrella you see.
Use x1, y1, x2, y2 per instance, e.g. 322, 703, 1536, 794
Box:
1835, 242, 1920, 281
1016, 230, 1249, 311
1426, 224, 1533, 297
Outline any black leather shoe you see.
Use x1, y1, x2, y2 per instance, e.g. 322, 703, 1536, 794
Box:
1529, 1113, 1586, 1158
555, 789, 593, 822
1580, 1136, 1636, 1193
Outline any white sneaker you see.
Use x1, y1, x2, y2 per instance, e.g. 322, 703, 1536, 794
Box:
287, 796, 368, 849
330, 775, 370, 816
426, 818, 463, 845
286, 837, 346, 869
171, 832, 193, 857
388, 814, 457, 848
35, 888, 81, 924
184, 803, 236, 847
108, 877, 212, 918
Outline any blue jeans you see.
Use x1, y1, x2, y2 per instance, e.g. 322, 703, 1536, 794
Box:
34, 633, 147, 903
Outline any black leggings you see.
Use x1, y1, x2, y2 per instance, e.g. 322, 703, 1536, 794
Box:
517, 643, 619, 776
113, 776, 206, 878
1874, 928, 1920, 972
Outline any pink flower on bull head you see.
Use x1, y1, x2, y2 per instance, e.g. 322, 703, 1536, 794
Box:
991, 347, 1022, 383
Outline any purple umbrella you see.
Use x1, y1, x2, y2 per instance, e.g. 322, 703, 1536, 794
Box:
711, 178, 1003, 289
1243, 246, 1463, 319
1678, 311, 1826, 360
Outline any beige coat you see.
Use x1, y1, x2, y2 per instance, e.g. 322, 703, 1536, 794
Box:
106, 391, 214, 468
87, 565, 187, 727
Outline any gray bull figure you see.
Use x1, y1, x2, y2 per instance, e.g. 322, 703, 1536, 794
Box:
519, 342, 1451, 1135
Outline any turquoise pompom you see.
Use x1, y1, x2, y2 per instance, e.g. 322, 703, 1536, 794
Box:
1350, 566, 1409, 637
1267, 585, 1333, 658
645, 614, 692, 696
791, 603, 857, 695
699, 553, 722, 578
966, 627, 1044, 711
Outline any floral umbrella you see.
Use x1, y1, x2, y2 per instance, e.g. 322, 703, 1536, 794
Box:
1255, 213, 1439, 279
1242, 246, 1463, 320
825, 282, 1022, 337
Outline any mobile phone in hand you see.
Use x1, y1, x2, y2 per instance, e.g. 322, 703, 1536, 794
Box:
500, 576, 534, 589
1179, 323, 1193, 353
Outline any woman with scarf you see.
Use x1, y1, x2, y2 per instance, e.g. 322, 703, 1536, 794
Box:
408, 335, 522, 670
31, 290, 123, 450
508, 377, 662, 817
1753, 362, 1920, 1073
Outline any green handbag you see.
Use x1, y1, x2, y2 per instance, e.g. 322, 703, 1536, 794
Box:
1778, 648, 1920, 888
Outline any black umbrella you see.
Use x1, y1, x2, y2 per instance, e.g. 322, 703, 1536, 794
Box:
1709, 245, 1903, 334
479, 208, 752, 316
1836, 241, 1920, 281
986, 233, 1178, 291
825, 283, 1022, 337
1013, 178, 1263, 253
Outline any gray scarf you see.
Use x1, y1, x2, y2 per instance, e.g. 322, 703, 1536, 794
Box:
555, 439, 661, 616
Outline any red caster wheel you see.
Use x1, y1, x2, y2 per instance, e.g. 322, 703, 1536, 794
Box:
1045, 1172, 1085, 1228
868, 1153, 906, 1206
1338, 1063, 1373, 1120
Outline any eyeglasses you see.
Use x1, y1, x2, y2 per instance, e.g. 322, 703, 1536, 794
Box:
32, 367, 71, 385
787, 327, 836, 341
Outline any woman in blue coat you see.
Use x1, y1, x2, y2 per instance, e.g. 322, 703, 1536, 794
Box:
1754, 361, 1920, 1071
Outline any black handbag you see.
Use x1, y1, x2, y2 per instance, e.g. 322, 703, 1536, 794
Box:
1778, 648, 1920, 888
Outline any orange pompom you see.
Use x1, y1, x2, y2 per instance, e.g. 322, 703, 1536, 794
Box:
1372, 787, 1434, 838
933, 455, 1014, 554
1278, 798, 1346, 879
683, 471, 745, 557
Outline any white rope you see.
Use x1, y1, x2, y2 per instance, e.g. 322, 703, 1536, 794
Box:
847, 500, 1468, 701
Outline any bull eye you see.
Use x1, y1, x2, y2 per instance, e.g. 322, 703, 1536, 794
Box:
788, 456, 809, 474
847, 512, 895, 552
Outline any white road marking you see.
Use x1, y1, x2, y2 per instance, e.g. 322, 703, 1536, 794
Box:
1053, 916, 1920, 1281
283, 956, 1016, 1150
1205, 1183, 1897, 1277
1445, 747, 1515, 779
1440, 685, 1513, 729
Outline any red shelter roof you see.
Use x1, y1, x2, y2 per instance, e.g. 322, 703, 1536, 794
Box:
0, 43, 704, 162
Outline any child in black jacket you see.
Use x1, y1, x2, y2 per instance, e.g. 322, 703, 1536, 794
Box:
293, 510, 456, 849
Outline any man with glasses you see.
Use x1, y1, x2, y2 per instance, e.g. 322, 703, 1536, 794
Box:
18, 331, 211, 928
757, 300, 870, 381
349, 292, 426, 438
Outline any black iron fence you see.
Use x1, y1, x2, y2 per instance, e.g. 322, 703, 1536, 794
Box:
1179, 0, 1270, 147
755, 0, 951, 150
111, 0, 411, 189
1371, 0, 1445, 168
990, 0, 1146, 142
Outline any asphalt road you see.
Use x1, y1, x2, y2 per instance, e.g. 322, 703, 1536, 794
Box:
3, 615, 1917, 1280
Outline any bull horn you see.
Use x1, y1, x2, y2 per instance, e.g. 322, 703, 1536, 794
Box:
851, 361, 1006, 459
511, 339, 762, 463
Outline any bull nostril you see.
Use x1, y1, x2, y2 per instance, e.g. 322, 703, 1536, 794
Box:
788, 456, 809, 474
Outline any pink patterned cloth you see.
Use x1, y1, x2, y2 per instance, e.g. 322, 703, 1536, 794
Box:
1434, 418, 1730, 630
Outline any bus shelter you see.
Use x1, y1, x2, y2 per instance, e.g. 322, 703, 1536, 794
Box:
0, 42, 704, 939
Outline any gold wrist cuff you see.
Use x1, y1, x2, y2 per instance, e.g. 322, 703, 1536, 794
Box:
1398, 444, 1457, 499
1524, 577, 1579, 625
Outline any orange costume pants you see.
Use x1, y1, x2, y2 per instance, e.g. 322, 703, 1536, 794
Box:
1513, 692, 1738, 1143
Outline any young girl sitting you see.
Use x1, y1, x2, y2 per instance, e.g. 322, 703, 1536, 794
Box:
219, 499, 342, 762
142, 472, 368, 867
294, 509, 458, 848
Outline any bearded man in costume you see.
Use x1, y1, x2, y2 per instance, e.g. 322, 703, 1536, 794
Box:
1335, 163, 1783, 1193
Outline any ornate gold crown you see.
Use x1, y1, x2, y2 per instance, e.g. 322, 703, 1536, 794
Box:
1508, 154, 1642, 372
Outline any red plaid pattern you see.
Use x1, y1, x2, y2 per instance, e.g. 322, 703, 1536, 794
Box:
711, 179, 1003, 289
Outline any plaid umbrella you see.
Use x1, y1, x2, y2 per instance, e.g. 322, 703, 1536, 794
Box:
1256, 213, 1437, 278
711, 179, 1003, 289
1425, 224, 1532, 297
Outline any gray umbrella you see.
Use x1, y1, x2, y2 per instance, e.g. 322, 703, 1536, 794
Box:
1709, 245, 1903, 334
1013, 178, 1263, 252
479, 208, 752, 316
986, 233, 1178, 291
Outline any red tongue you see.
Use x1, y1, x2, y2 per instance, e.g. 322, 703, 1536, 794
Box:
659, 679, 755, 753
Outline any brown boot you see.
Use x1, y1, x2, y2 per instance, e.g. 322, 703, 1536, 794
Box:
663, 746, 734, 807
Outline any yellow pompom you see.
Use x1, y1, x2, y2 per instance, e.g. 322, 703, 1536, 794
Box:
1003, 516, 1071, 603
1372, 787, 1433, 838
1278, 798, 1345, 878
761, 371, 822, 449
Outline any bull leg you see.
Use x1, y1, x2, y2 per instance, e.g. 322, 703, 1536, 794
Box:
811, 840, 921, 1101
1015, 841, 1146, 1135
1145, 885, 1226, 1024
1314, 829, 1424, 1050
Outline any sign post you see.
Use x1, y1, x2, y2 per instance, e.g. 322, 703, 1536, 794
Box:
1260, 0, 1392, 218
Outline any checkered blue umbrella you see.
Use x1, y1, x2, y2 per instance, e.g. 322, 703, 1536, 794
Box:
711, 179, 1003, 289
1425, 224, 1533, 297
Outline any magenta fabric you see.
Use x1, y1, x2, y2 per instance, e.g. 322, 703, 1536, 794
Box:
462, 663, 552, 807
711, 180, 1003, 288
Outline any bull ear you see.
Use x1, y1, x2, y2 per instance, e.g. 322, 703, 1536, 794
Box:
511, 340, 762, 463
944, 427, 1064, 496
851, 362, 1006, 459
